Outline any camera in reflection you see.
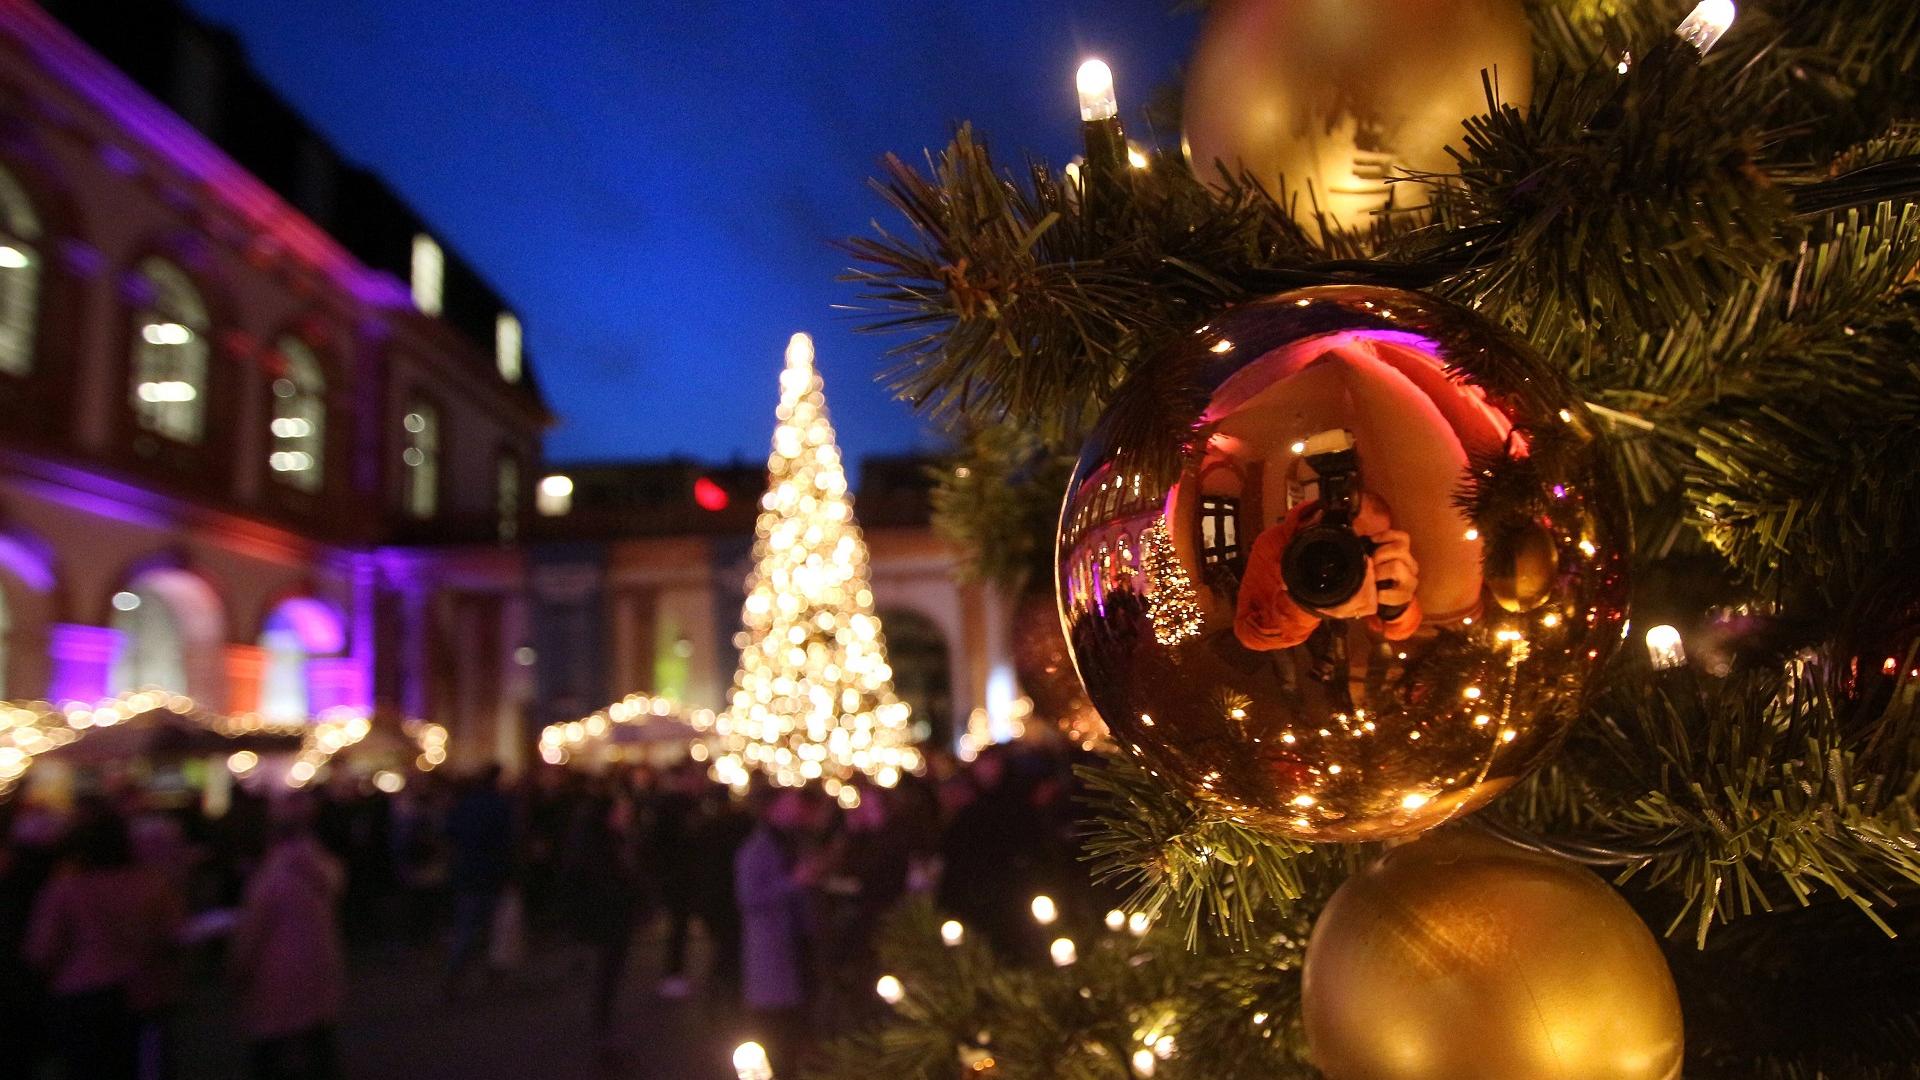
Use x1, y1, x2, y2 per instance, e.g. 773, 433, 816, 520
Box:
1281, 430, 1398, 613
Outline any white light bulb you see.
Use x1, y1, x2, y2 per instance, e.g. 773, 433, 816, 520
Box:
732, 1041, 774, 1080
1676, 0, 1735, 55
875, 973, 905, 1004
1104, 909, 1126, 932
0, 245, 29, 269
785, 331, 815, 371
940, 920, 965, 946
1049, 937, 1078, 967
1076, 59, 1117, 122
1645, 624, 1686, 670
1030, 894, 1058, 926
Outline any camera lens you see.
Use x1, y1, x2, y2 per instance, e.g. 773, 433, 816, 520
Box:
1281, 525, 1372, 610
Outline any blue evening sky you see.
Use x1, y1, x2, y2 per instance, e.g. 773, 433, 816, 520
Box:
182, 0, 1198, 469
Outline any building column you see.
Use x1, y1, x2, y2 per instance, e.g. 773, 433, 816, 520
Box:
223, 643, 268, 715
47, 623, 122, 704
306, 656, 366, 715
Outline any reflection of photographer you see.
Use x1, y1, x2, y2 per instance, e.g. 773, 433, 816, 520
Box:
1235, 430, 1422, 651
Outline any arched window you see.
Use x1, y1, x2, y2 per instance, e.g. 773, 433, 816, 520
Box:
0, 164, 42, 377
108, 568, 224, 700
402, 397, 439, 518
257, 597, 346, 722
130, 257, 210, 443
269, 337, 325, 490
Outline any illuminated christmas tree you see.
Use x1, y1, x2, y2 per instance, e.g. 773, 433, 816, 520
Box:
715, 333, 919, 798
1141, 519, 1202, 646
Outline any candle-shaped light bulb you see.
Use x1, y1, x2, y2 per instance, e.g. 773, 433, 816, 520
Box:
1104, 909, 1126, 932
1030, 894, 1058, 926
1127, 910, 1151, 937
1675, 0, 1735, 56
1077, 59, 1117, 122
1645, 624, 1686, 670
875, 974, 905, 1004
940, 919, 965, 946
733, 1041, 774, 1080
1049, 937, 1078, 967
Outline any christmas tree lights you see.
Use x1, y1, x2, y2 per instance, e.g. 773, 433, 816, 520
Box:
715, 333, 919, 794
1141, 519, 1202, 645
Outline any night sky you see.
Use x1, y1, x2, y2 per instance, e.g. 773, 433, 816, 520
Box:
180, 0, 1199, 471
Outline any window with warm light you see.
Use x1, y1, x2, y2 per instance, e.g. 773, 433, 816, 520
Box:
130, 257, 210, 443
536, 473, 573, 517
410, 233, 443, 316
268, 337, 325, 491
402, 399, 439, 519
495, 311, 522, 383
497, 452, 520, 541
0, 164, 42, 377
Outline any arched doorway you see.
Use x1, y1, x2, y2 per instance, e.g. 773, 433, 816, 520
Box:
878, 608, 952, 748
257, 597, 347, 722
108, 568, 224, 702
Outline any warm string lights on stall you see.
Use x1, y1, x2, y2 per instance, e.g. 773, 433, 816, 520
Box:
538, 691, 715, 766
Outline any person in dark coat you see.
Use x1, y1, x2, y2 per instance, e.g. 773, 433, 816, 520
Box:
689, 783, 753, 999
561, 786, 644, 1051
443, 764, 514, 996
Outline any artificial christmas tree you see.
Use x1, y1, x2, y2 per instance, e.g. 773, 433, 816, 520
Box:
714, 333, 920, 800
816, 0, 1920, 1076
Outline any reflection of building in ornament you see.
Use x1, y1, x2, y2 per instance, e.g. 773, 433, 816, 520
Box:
1141, 520, 1203, 646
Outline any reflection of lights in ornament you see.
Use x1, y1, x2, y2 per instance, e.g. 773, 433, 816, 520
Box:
1884, 656, 1900, 675
1463, 686, 1482, 700
1209, 338, 1234, 354
1030, 894, 1058, 926
732, 1041, 773, 1080
875, 974, 905, 1004
112, 590, 142, 611
141, 322, 193, 345
0, 245, 27, 269
1463, 527, 1479, 541
1132, 1049, 1156, 1076
137, 380, 197, 402
1049, 938, 1077, 966
1401, 792, 1430, 810
1076, 59, 1117, 122
1645, 624, 1686, 670
941, 920, 965, 946
1676, 0, 1736, 55
1126, 145, 1150, 170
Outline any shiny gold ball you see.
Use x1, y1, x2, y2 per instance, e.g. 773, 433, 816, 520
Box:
1056, 286, 1628, 840
1486, 520, 1560, 613
1303, 829, 1684, 1080
1182, 0, 1534, 233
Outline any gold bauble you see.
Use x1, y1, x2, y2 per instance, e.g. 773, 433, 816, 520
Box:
1182, 0, 1535, 233
1303, 829, 1684, 1080
1486, 521, 1560, 613
1056, 286, 1628, 841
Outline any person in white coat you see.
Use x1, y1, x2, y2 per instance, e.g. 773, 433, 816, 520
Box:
734, 785, 829, 1075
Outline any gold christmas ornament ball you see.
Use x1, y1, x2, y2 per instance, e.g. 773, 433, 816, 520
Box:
1182, 0, 1534, 233
1056, 286, 1628, 841
1302, 829, 1684, 1080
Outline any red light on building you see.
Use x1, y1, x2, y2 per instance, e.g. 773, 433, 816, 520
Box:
694, 476, 729, 511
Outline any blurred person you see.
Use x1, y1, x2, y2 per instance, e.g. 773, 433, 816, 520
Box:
443, 763, 515, 996
690, 781, 753, 999
735, 784, 830, 1076
230, 795, 346, 1080
937, 746, 1036, 956
26, 801, 184, 1080
389, 777, 449, 946
561, 784, 645, 1055
0, 804, 65, 1080
651, 762, 705, 998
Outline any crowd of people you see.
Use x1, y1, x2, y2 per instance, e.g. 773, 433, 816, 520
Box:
0, 739, 1099, 1080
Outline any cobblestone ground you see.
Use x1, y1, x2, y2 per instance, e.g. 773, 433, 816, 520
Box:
172, 927, 746, 1080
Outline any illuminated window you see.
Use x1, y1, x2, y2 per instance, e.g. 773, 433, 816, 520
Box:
268, 337, 325, 491
410, 233, 443, 316
402, 399, 439, 519
0, 164, 42, 377
497, 452, 520, 541
495, 312, 522, 383
536, 473, 573, 517
1199, 496, 1242, 568
130, 257, 210, 443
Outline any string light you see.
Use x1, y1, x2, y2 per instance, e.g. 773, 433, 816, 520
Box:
876, 974, 906, 1005
1075, 59, 1117, 122
941, 919, 965, 946
1105, 909, 1126, 932
1049, 937, 1078, 966
1676, 0, 1736, 56
1645, 624, 1687, 670
1030, 894, 1059, 926
732, 1041, 774, 1080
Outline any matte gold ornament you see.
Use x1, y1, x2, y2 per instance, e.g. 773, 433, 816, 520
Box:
1302, 829, 1684, 1080
1056, 286, 1628, 840
1182, 0, 1534, 233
